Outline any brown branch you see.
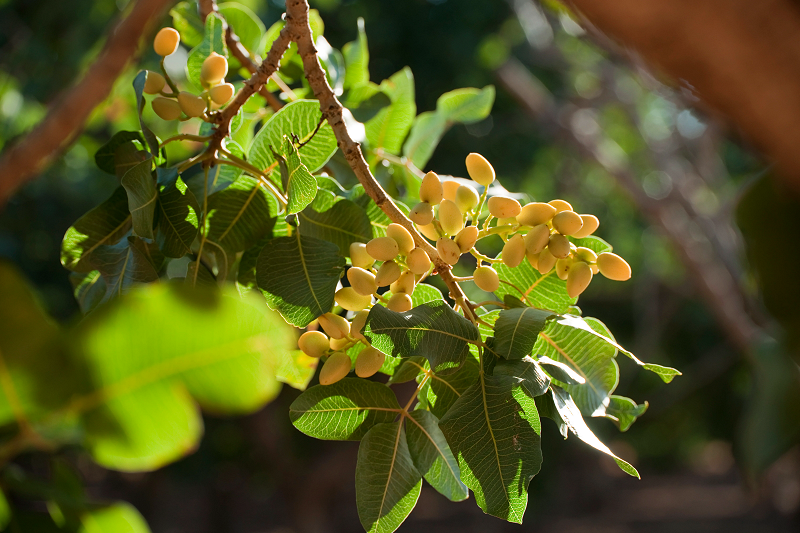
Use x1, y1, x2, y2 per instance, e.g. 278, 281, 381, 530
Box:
203, 22, 292, 168
0, 0, 175, 209
198, 0, 282, 112
283, 0, 477, 322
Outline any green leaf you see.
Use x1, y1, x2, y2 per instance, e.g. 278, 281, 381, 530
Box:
0, 489, 10, 530
273, 136, 317, 214
206, 175, 278, 255
190, 139, 245, 196
423, 356, 479, 418
343, 84, 391, 123
0, 262, 81, 427
289, 378, 400, 440
218, 2, 265, 53
493, 307, 555, 360
112, 142, 149, 181
402, 111, 447, 170
131, 71, 160, 156
94, 131, 145, 175
550, 385, 640, 478
343, 18, 369, 89
249, 100, 338, 176
406, 410, 467, 502
275, 350, 318, 391
356, 421, 421, 533
186, 13, 227, 89
69, 271, 106, 315
435, 86, 495, 124
119, 155, 156, 240
533, 316, 619, 416
387, 356, 426, 384
535, 388, 568, 438
89, 237, 161, 302
494, 260, 576, 314
170, 2, 204, 48
317, 36, 346, 95
344, 183, 400, 238
555, 314, 681, 383
75, 283, 292, 471
364, 301, 480, 374
537, 355, 585, 385
256, 233, 345, 327
493, 356, 551, 402
156, 169, 199, 258
366, 68, 416, 155
439, 373, 542, 523
62, 187, 131, 273
298, 189, 372, 255
78, 502, 151, 533
604, 395, 648, 432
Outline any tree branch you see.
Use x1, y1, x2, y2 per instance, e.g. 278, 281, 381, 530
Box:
0, 0, 176, 209
283, 0, 477, 322
198, 0, 283, 112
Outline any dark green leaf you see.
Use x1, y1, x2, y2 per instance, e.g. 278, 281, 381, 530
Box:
249, 100, 338, 175
61, 187, 131, 273
69, 271, 106, 315
439, 373, 542, 523
120, 155, 156, 240
387, 357, 426, 384
534, 388, 567, 438
550, 385, 639, 478
356, 421, 421, 533
406, 410, 467, 502
364, 301, 480, 374
423, 356, 479, 419
156, 169, 199, 258
298, 189, 372, 255
493, 307, 555, 360
186, 13, 227, 89
95, 131, 145, 175
289, 378, 400, 440
206, 175, 278, 254
90, 237, 161, 301
493, 356, 551, 402
132, 71, 160, 156
256, 234, 345, 327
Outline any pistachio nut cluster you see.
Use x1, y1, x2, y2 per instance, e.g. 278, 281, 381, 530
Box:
146, 27, 236, 122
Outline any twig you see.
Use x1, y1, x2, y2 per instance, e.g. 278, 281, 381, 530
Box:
284, 0, 478, 324
0, 0, 175, 209
199, 0, 283, 112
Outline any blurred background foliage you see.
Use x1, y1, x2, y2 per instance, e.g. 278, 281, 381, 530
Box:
0, 0, 798, 531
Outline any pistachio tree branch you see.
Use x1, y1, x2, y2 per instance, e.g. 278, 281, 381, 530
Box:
198, 0, 283, 112
0, 0, 175, 209
284, 0, 477, 322
203, 23, 292, 166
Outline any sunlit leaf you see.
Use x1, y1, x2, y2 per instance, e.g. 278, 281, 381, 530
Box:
275, 350, 318, 391
604, 395, 648, 432
436, 86, 495, 124
206, 175, 278, 255
289, 378, 400, 440
218, 2, 265, 53
550, 385, 639, 478
356, 421, 421, 533
155, 169, 199, 258
343, 18, 369, 89
77, 502, 151, 533
494, 260, 576, 314
186, 14, 227, 89
366, 68, 415, 155
493, 307, 555, 360
274, 136, 318, 214
75, 284, 292, 471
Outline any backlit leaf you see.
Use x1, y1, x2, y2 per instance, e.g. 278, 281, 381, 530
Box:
406, 410, 467, 502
